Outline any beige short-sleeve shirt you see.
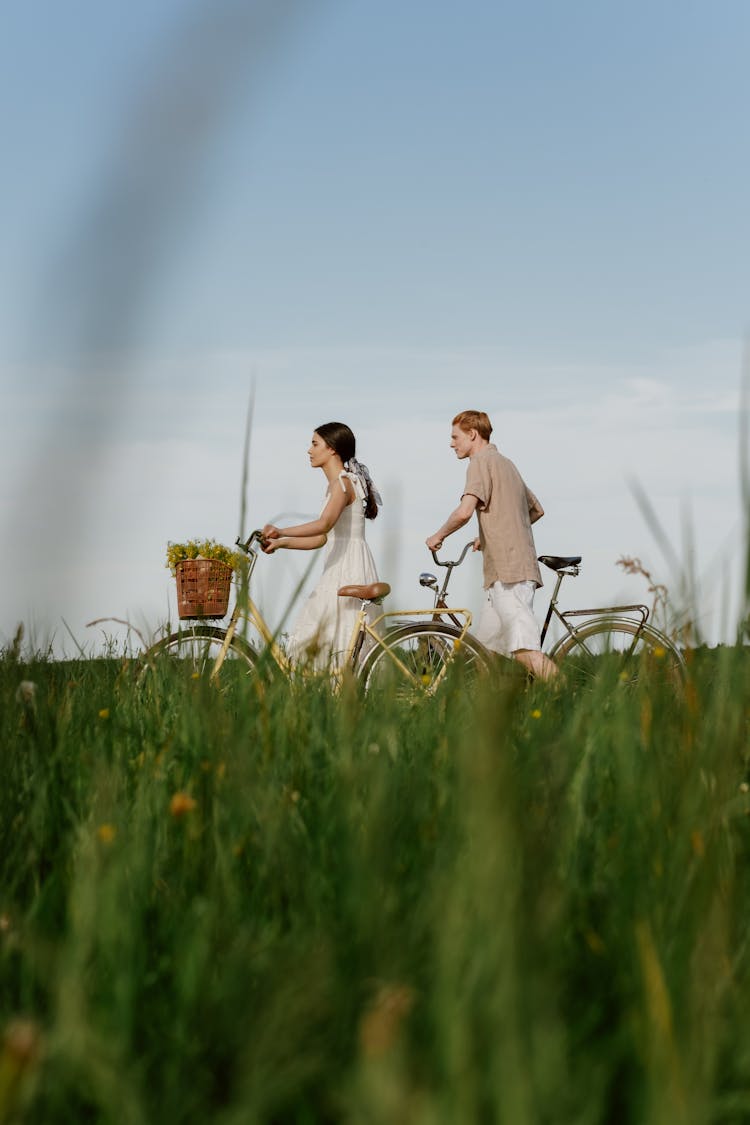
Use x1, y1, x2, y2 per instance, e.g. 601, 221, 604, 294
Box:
463, 443, 544, 589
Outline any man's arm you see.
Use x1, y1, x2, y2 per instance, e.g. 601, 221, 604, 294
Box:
527, 488, 544, 525
426, 493, 479, 552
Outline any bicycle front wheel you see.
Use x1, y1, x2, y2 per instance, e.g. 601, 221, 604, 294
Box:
551, 618, 685, 686
357, 623, 490, 696
143, 625, 257, 682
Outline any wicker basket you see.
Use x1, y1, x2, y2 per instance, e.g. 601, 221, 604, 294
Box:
175, 558, 233, 619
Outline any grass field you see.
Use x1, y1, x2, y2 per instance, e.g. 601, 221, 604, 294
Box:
2, 643, 749, 1124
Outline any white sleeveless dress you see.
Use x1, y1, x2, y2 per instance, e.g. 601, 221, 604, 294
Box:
288, 470, 381, 671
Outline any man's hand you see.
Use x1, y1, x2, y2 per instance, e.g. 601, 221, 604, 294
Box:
425, 533, 443, 552
472, 537, 482, 552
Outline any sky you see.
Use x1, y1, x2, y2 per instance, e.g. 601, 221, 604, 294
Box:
1, 0, 749, 656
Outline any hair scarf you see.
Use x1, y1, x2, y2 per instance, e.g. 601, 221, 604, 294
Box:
343, 457, 383, 509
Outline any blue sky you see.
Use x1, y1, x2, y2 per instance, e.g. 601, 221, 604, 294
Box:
2, 0, 748, 653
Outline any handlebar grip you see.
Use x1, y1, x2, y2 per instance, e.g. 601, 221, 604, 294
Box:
236, 529, 264, 553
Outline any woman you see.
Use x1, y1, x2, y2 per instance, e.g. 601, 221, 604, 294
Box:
261, 422, 382, 671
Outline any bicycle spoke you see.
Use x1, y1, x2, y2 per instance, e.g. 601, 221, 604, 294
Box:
555, 621, 684, 687
142, 626, 257, 685
359, 625, 489, 697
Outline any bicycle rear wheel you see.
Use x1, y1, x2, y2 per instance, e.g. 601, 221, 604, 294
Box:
357, 622, 490, 696
143, 625, 257, 682
551, 618, 684, 686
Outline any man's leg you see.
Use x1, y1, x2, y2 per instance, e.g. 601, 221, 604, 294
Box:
473, 589, 510, 657
513, 648, 559, 682
493, 580, 559, 682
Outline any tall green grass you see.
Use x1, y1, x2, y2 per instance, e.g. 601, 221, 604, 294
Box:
1, 647, 749, 1123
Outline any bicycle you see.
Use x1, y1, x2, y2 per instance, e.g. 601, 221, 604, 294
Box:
419, 546, 685, 683
142, 530, 491, 695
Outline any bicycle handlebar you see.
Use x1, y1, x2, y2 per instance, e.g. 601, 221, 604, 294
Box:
430, 540, 475, 568
236, 529, 265, 554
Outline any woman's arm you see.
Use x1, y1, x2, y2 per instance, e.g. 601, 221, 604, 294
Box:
262, 478, 353, 547
263, 533, 327, 553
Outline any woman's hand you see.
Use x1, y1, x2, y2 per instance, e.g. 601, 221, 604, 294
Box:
261, 535, 284, 554
261, 524, 282, 554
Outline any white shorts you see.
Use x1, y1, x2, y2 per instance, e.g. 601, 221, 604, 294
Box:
474, 579, 541, 656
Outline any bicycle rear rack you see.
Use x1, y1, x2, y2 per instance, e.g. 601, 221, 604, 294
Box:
562, 603, 650, 627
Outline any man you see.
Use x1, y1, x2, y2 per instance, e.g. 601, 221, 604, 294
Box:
426, 409, 558, 681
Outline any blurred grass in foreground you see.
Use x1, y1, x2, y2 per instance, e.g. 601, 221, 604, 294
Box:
1, 647, 749, 1124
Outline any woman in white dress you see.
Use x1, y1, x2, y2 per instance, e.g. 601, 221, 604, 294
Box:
261, 422, 382, 671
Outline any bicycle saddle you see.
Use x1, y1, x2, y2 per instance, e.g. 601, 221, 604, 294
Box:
538, 555, 582, 572
337, 581, 391, 602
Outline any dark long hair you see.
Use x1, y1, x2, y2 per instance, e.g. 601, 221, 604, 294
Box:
315, 421, 379, 520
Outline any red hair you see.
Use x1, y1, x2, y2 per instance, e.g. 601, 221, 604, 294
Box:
452, 410, 492, 441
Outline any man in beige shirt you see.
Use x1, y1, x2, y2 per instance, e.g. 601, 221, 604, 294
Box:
426, 409, 558, 681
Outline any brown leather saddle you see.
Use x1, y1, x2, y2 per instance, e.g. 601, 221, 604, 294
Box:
337, 582, 391, 603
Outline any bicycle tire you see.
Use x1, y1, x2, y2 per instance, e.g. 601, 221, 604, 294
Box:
142, 625, 257, 682
550, 617, 685, 686
357, 622, 490, 696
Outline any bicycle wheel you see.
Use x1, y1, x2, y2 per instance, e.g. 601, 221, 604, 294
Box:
357, 623, 490, 696
551, 618, 685, 686
143, 625, 257, 682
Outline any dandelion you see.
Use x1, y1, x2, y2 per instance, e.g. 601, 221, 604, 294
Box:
98, 708, 110, 720
170, 791, 197, 818
531, 709, 542, 720
97, 823, 116, 845
15, 681, 36, 705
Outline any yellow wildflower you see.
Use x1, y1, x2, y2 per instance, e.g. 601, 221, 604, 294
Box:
2, 1017, 42, 1072
97, 824, 116, 845
358, 984, 415, 1059
170, 792, 197, 818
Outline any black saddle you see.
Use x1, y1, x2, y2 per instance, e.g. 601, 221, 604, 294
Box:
538, 555, 582, 572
